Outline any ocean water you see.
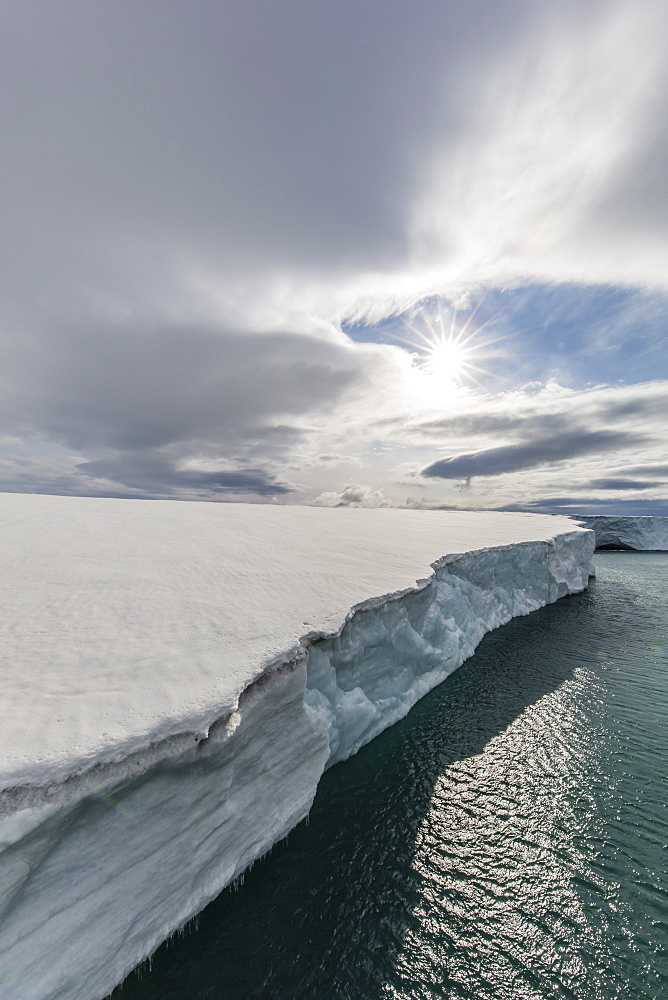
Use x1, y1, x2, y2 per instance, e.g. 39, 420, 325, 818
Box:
114, 553, 668, 1000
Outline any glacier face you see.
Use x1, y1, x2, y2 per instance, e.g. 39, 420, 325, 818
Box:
575, 515, 668, 550
0, 498, 594, 1000
306, 532, 590, 767
0, 661, 329, 1000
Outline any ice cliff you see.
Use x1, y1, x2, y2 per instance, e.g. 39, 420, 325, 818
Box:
575, 515, 668, 550
0, 494, 594, 1000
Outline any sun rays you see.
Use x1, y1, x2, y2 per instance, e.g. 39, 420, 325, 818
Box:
399, 296, 508, 396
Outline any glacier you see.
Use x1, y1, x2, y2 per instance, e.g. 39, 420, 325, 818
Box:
0, 493, 594, 1000
574, 514, 668, 550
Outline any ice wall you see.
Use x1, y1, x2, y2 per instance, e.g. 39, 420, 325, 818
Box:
0, 660, 329, 1000
0, 501, 594, 1000
307, 531, 589, 766
575, 515, 668, 550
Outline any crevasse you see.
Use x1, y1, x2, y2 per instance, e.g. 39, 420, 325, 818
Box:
0, 528, 593, 1000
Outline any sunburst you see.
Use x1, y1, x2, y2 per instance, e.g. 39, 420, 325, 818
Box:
396, 296, 509, 395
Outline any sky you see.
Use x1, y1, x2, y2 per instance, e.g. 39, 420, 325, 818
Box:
1, 0, 666, 515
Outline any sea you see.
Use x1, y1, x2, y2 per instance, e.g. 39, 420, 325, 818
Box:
114, 552, 668, 1000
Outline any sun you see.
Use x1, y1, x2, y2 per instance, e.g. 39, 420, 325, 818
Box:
397, 296, 504, 398
424, 337, 472, 385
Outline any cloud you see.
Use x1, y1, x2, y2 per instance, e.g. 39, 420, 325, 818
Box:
0, 0, 538, 328
410, 3, 668, 299
0, 316, 413, 497
418, 381, 667, 484
422, 430, 645, 480
0, 322, 365, 452
77, 455, 295, 497
0, 3, 667, 504
1, 1, 667, 332
619, 463, 668, 478
588, 478, 662, 491
411, 380, 668, 441
499, 497, 668, 516
311, 485, 389, 508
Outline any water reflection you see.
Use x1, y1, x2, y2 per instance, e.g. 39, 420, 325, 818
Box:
114, 556, 668, 1000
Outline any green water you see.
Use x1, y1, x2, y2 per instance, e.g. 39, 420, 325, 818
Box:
115, 553, 668, 1000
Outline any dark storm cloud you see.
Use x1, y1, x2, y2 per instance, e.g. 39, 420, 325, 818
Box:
422, 429, 645, 480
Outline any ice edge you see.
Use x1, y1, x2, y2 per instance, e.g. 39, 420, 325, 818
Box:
1, 533, 586, 805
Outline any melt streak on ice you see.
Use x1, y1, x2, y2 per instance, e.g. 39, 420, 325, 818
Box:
575, 515, 668, 550
0, 494, 594, 1000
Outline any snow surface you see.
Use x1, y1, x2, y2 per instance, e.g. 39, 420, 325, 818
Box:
575, 514, 668, 550
0, 494, 594, 1000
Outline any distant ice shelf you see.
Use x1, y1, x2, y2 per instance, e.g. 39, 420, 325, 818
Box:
574, 515, 668, 550
0, 494, 595, 1000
